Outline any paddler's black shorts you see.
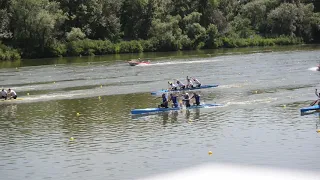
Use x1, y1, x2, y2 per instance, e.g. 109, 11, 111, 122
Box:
160, 103, 168, 108
1, 96, 7, 100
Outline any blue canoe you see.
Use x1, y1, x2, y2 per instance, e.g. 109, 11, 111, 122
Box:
151, 84, 219, 95
131, 103, 222, 115
300, 105, 320, 113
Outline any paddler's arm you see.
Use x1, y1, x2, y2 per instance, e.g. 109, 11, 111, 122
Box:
316, 89, 319, 97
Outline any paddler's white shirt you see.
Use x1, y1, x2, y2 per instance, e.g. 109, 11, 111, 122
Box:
9, 90, 16, 96
1, 90, 7, 96
168, 83, 177, 89
193, 78, 201, 85
171, 83, 177, 87
177, 81, 185, 87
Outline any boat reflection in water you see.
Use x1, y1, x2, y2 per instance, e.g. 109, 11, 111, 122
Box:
300, 111, 320, 132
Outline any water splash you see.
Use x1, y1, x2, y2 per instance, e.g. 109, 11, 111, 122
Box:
137, 59, 222, 66
308, 67, 319, 71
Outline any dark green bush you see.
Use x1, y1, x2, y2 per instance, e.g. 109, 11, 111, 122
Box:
0, 43, 21, 61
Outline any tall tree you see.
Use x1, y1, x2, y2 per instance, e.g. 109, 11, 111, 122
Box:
0, 9, 11, 40
10, 0, 66, 57
120, 0, 155, 40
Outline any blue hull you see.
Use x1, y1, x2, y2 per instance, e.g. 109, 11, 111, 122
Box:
131, 103, 222, 115
151, 84, 219, 95
300, 105, 320, 113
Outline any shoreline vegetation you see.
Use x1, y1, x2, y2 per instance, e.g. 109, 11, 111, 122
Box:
0, 0, 319, 61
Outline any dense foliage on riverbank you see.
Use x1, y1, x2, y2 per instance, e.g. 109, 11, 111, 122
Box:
0, 0, 319, 60
0, 42, 20, 60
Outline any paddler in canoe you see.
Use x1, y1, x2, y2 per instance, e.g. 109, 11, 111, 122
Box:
157, 93, 169, 108
310, 89, 320, 106
168, 81, 178, 90
1, 89, 7, 100
182, 93, 191, 107
7, 88, 18, 99
176, 80, 186, 90
191, 77, 202, 87
168, 93, 179, 108
186, 76, 194, 89
190, 92, 201, 106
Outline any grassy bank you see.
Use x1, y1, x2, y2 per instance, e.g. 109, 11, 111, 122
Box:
51, 35, 303, 58
1, 36, 303, 61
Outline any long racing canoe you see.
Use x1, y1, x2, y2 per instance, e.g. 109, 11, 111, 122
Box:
151, 84, 219, 95
300, 105, 320, 113
131, 103, 222, 115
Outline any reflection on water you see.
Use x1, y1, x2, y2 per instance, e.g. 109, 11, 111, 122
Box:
0, 104, 18, 118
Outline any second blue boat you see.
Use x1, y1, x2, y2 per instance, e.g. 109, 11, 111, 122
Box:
151, 84, 219, 95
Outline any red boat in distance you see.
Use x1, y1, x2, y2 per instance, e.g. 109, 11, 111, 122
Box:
128, 59, 150, 66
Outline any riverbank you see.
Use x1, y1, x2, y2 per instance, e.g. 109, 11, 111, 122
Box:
0, 43, 21, 61
1, 35, 303, 61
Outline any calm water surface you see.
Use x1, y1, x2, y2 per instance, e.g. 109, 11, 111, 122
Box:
1, 46, 320, 180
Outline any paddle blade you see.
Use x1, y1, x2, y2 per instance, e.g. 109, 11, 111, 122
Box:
310, 100, 317, 106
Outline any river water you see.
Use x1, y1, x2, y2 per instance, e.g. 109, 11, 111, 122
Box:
0, 45, 320, 180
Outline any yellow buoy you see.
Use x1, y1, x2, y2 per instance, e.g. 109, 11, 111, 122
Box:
316, 129, 320, 133
208, 151, 213, 155
53, 81, 56, 84
70, 137, 74, 141
76, 112, 80, 116
100, 85, 102, 88
98, 96, 101, 100
27, 93, 30, 96
16, 67, 18, 69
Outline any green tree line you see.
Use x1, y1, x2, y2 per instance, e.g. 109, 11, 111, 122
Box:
0, 0, 320, 60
